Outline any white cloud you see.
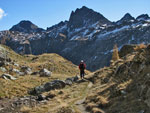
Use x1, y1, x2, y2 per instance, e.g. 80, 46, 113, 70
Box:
0, 8, 7, 19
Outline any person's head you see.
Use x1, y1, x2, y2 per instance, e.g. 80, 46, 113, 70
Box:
81, 60, 84, 63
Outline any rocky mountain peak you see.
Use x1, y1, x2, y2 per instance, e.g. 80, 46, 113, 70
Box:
68, 6, 112, 30
122, 13, 134, 20
136, 14, 150, 21
10, 20, 44, 33
116, 13, 135, 24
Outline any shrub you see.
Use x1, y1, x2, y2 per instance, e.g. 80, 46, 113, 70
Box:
112, 44, 119, 61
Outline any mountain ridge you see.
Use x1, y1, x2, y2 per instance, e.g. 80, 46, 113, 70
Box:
0, 6, 150, 71
8, 6, 150, 32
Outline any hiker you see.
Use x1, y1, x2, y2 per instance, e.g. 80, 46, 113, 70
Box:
79, 60, 86, 79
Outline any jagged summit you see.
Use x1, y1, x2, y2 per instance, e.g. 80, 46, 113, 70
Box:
136, 14, 150, 21
68, 6, 112, 30
1, 7, 150, 71
10, 20, 44, 33
121, 13, 135, 21
116, 13, 135, 24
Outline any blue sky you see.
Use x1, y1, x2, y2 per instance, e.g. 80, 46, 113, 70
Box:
0, 0, 150, 31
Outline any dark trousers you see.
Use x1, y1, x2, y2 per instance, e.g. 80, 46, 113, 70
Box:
80, 70, 85, 78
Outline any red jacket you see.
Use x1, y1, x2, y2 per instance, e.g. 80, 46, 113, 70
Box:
79, 63, 86, 70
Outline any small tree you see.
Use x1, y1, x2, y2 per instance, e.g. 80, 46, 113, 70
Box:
112, 44, 119, 61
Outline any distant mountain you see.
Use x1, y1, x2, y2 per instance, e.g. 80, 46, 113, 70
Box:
136, 14, 150, 21
116, 13, 135, 24
10, 20, 44, 33
0, 6, 150, 71
68, 6, 112, 30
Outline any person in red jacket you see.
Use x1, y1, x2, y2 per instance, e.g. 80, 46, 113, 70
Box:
79, 60, 86, 79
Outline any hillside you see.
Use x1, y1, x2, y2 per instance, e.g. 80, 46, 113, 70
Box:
0, 44, 150, 113
0, 44, 84, 99
21, 44, 150, 113
0, 6, 150, 71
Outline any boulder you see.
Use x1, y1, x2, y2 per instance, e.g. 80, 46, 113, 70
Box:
13, 68, 20, 73
13, 68, 25, 76
18, 72, 25, 76
0, 67, 7, 72
44, 80, 66, 91
1, 73, 17, 80
14, 63, 19, 67
65, 78, 73, 85
20, 66, 32, 75
0, 61, 5, 67
37, 94, 46, 101
29, 80, 66, 95
32, 85, 45, 95
39, 68, 51, 77
65, 76, 79, 85
31, 71, 39, 75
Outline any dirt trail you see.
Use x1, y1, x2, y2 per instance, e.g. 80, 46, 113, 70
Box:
73, 80, 93, 113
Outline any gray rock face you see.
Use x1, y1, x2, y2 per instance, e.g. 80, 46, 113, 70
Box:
39, 68, 51, 77
136, 14, 150, 21
68, 6, 112, 30
116, 13, 135, 24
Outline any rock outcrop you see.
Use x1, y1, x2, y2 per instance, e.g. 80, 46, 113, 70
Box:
84, 44, 150, 113
39, 68, 51, 77
1, 73, 17, 80
29, 80, 66, 95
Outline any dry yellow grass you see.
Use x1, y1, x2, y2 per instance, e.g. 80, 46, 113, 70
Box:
0, 76, 50, 98
86, 103, 97, 111
28, 53, 80, 75
0, 44, 93, 113
20, 106, 32, 113
92, 107, 105, 113
134, 43, 147, 50
0, 44, 88, 98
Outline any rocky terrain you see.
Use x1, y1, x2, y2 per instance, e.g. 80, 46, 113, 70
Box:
0, 42, 150, 113
0, 6, 150, 71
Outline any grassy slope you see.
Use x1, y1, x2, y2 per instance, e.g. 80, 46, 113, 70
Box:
20, 45, 150, 113
83, 46, 150, 113
0, 44, 90, 98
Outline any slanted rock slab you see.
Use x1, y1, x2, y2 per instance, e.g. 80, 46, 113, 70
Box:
1, 73, 17, 80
